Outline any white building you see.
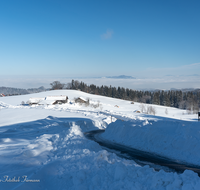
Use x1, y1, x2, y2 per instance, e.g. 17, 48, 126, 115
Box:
29, 96, 68, 105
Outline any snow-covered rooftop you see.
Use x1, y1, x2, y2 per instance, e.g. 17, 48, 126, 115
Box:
45, 95, 67, 101
78, 97, 87, 102
29, 97, 45, 103
38, 100, 57, 105
29, 96, 67, 104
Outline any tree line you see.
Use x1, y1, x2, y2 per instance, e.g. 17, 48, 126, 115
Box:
50, 80, 200, 113
0, 86, 46, 96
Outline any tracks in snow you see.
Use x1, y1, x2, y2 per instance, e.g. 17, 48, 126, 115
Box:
85, 129, 200, 176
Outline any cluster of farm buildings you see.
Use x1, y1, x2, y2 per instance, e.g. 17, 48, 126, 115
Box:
29, 95, 68, 105
28, 96, 87, 105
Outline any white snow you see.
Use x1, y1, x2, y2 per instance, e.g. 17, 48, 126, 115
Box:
29, 97, 45, 104
0, 89, 200, 189
101, 119, 200, 166
45, 95, 67, 100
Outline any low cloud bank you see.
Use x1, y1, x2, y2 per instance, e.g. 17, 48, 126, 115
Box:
0, 75, 199, 90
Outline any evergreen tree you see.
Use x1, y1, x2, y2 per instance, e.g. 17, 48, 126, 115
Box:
152, 92, 160, 105
163, 92, 171, 107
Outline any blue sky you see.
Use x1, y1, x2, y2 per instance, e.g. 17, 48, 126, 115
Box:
0, 0, 200, 88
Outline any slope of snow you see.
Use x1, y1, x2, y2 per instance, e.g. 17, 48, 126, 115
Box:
0, 90, 200, 189
0, 89, 197, 122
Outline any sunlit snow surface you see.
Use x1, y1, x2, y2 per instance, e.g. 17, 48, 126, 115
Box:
0, 90, 200, 190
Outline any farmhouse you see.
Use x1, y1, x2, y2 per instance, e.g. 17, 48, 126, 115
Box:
29, 98, 45, 105
75, 97, 87, 104
29, 95, 68, 105
46, 95, 68, 104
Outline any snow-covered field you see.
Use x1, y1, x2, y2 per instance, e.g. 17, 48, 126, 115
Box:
0, 89, 200, 190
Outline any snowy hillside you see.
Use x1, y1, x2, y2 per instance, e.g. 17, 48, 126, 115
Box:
0, 90, 200, 190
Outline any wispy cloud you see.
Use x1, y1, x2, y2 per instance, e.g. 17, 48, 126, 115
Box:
101, 29, 113, 40
186, 62, 200, 67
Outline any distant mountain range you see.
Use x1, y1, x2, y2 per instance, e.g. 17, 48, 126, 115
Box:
0, 86, 46, 95
170, 88, 200, 92
106, 75, 136, 79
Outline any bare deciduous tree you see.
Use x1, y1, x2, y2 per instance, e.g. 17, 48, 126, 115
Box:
66, 82, 72, 89
165, 108, 168, 115
50, 81, 65, 90
147, 106, 156, 115
139, 103, 146, 113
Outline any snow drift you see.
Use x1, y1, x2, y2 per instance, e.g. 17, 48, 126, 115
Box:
101, 118, 200, 166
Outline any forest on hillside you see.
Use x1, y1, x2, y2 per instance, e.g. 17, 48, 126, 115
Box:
0, 86, 46, 96
50, 80, 200, 113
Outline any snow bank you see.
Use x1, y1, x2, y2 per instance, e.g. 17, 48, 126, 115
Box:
101, 118, 200, 166
1, 117, 200, 190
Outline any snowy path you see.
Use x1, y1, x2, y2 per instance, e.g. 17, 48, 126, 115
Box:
85, 129, 200, 176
